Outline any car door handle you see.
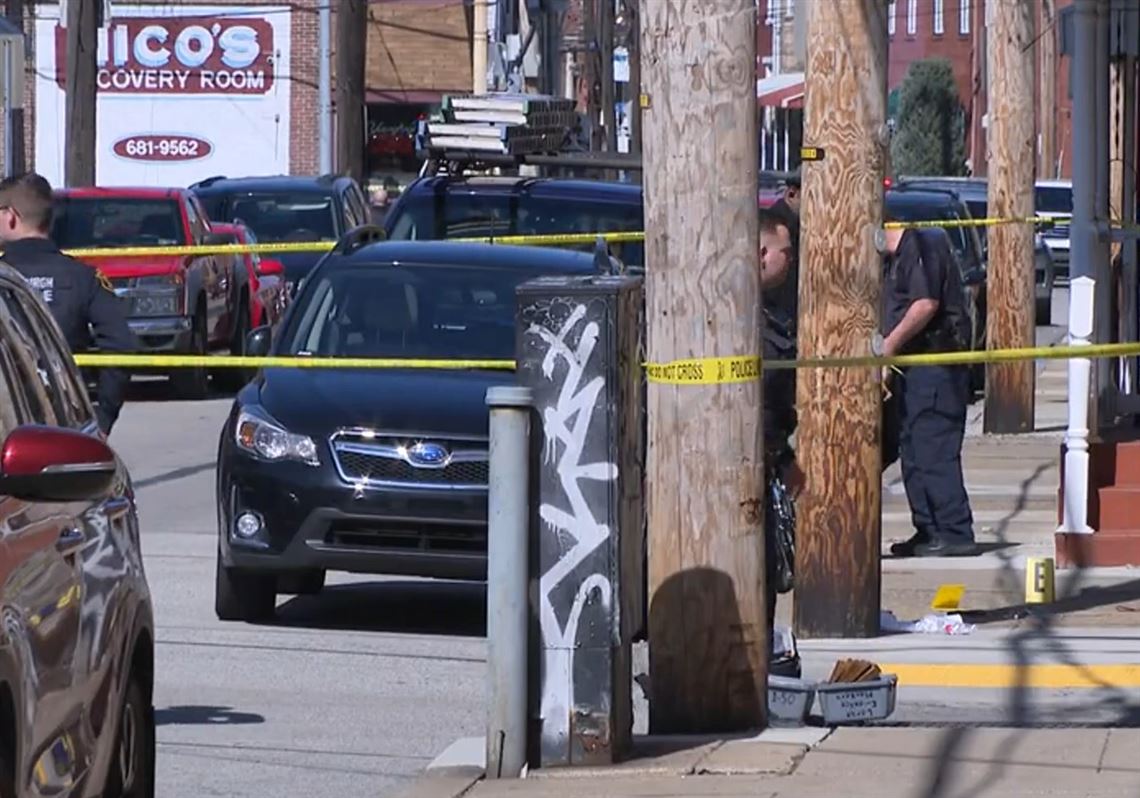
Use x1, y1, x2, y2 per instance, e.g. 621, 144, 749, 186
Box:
56, 527, 85, 555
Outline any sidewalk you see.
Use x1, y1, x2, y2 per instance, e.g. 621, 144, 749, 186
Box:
395, 350, 1140, 797
403, 726, 1140, 798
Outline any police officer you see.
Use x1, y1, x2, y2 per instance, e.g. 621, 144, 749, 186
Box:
881, 218, 978, 558
758, 209, 804, 638
0, 172, 137, 435
765, 170, 801, 335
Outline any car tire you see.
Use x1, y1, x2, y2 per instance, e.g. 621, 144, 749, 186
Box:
217, 296, 252, 392
1036, 295, 1052, 326
278, 569, 325, 596
104, 674, 155, 798
215, 547, 277, 622
170, 306, 209, 400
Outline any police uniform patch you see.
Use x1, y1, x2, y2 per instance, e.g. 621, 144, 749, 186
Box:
95, 269, 114, 293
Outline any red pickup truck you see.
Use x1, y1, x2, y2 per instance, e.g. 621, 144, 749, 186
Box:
51, 186, 250, 398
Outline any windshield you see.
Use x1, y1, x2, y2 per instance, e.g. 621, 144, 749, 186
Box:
283, 264, 531, 360
203, 192, 338, 243
1036, 185, 1072, 214
50, 198, 183, 248
387, 193, 645, 267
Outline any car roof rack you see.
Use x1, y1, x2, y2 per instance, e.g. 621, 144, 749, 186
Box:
330, 224, 388, 257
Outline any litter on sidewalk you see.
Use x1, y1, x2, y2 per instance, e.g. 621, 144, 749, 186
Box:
881, 609, 977, 635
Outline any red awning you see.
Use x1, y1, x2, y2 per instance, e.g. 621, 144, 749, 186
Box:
756, 73, 805, 109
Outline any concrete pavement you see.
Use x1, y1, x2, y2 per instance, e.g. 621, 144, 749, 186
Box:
403, 727, 1140, 798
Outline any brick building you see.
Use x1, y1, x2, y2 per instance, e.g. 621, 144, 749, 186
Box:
756, 0, 1079, 180
363, 0, 474, 189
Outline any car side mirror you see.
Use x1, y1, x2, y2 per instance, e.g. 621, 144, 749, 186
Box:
246, 325, 272, 357
257, 257, 284, 277
203, 232, 230, 247
0, 425, 117, 502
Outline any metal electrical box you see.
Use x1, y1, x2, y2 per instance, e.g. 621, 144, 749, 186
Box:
515, 273, 645, 769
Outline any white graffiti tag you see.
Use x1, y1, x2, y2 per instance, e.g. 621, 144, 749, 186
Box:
530, 303, 619, 749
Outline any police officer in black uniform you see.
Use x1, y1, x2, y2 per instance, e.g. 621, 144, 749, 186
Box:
758, 209, 803, 636
0, 172, 137, 435
881, 217, 978, 557
765, 170, 801, 335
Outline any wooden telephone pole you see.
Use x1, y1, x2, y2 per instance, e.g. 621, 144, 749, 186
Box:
983, 0, 1036, 434
641, 0, 767, 731
793, 0, 888, 638
335, 0, 367, 184
64, 0, 98, 186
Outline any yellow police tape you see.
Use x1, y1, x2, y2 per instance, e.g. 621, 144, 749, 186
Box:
72, 339, 1140, 378
72, 353, 516, 370
883, 215, 1059, 231
47, 214, 1061, 259
59, 241, 338, 259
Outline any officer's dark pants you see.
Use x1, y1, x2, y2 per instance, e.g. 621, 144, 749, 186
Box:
897, 364, 975, 543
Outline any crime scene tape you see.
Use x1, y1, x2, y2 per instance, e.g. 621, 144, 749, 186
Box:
72, 339, 1140, 377
883, 215, 1059, 231
72, 353, 516, 370
58, 241, 337, 259
37, 214, 1059, 260
452, 231, 647, 246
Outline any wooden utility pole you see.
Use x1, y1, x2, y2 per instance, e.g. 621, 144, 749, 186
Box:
64, 0, 98, 186
335, 0, 367, 184
983, 0, 1036, 434
641, 0, 766, 732
1039, 0, 1057, 179
793, 0, 887, 639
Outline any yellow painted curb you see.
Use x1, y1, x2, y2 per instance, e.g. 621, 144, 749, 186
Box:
880, 663, 1140, 689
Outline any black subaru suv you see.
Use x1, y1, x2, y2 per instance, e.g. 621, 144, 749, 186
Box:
213, 232, 604, 622
190, 173, 373, 292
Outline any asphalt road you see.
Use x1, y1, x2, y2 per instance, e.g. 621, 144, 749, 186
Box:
108, 286, 1072, 796
112, 385, 486, 798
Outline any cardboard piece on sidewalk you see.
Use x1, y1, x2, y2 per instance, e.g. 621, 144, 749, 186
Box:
827, 658, 882, 683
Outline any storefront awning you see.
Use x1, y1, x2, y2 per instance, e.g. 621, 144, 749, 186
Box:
757, 72, 805, 108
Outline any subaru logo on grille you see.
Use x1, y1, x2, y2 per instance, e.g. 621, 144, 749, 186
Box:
406, 442, 449, 468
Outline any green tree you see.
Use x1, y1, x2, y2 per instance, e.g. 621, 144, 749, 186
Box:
889, 59, 967, 177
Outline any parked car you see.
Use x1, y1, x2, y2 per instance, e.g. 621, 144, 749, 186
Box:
1036, 178, 1073, 282
190, 174, 371, 294
206, 221, 289, 389
383, 174, 645, 268
51, 186, 242, 399
0, 263, 155, 797
895, 175, 1057, 322
885, 186, 989, 392
213, 236, 604, 621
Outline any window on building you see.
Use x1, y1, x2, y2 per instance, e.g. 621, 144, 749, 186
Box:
934, 0, 944, 34
959, 0, 970, 34
888, 1, 896, 35
907, 0, 917, 35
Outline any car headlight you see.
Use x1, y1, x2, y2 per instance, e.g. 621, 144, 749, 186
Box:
235, 407, 319, 466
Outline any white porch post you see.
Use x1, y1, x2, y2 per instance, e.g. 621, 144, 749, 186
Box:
1060, 275, 1096, 535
